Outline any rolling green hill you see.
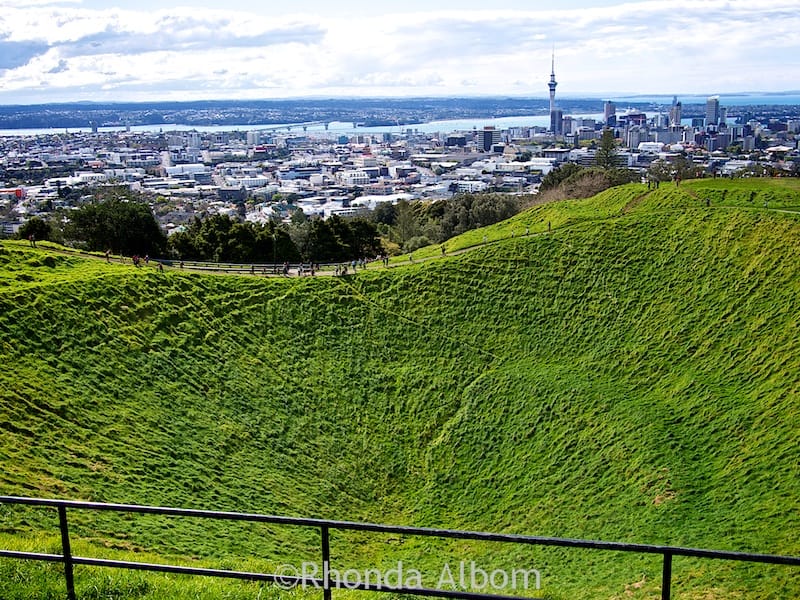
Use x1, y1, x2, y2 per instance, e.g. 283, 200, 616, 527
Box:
1, 179, 799, 599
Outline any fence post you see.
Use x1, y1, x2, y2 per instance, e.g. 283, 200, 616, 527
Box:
58, 505, 77, 600
321, 525, 331, 600
661, 552, 672, 600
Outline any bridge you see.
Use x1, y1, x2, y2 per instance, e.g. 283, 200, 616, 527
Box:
256, 120, 333, 132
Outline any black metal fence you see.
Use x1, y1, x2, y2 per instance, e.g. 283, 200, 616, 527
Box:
1, 495, 798, 600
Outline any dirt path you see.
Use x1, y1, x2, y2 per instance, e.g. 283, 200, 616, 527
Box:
622, 190, 653, 213
23, 195, 800, 278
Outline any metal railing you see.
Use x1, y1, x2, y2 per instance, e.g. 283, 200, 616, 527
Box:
1, 496, 798, 600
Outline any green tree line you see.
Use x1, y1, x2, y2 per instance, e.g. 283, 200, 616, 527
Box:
375, 193, 523, 252
17, 188, 531, 260
169, 213, 383, 263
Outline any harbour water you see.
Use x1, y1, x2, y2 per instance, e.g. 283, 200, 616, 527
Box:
0, 114, 593, 138
1, 92, 798, 137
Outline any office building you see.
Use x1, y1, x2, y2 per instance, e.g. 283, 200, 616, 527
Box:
669, 102, 682, 128
604, 101, 616, 127
551, 110, 564, 136
476, 127, 502, 152
706, 96, 721, 127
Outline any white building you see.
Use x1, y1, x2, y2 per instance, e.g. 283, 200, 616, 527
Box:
352, 155, 378, 168
456, 180, 488, 193
225, 176, 271, 188
720, 160, 754, 176
165, 164, 208, 177
337, 170, 370, 186
71, 172, 108, 185
637, 142, 665, 154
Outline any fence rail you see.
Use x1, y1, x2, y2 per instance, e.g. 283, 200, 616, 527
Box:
1, 496, 798, 600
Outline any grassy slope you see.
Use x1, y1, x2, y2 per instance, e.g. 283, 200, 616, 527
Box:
1, 179, 799, 599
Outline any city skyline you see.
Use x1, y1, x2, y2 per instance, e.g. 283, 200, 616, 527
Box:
1, 0, 799, 105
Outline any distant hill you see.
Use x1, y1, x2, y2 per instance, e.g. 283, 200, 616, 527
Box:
1, 178, 799, 599
0, 97, 598, 129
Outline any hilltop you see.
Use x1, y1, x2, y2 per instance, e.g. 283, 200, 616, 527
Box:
1, 178, 799, 599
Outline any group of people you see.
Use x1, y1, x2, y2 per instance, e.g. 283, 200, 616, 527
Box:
131, 254, 149, 267
646, 179, 662, 190
110, 255, 403, 277
280, 261, 321, 277
333, 255, 392, 276
130, 254, 164, 271
334, 259, 365, 276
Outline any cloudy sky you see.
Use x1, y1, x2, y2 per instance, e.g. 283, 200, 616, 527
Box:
1, 0, 798, 105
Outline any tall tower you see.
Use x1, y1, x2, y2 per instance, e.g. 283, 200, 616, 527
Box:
548, 50, 560, 134
604, 101, 616, 126
669, 101, 682, 128
705, 96, 720, 128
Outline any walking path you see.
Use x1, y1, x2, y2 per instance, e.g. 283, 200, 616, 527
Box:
14, 189, 800, 278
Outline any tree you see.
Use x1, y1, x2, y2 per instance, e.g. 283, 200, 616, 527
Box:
733, 164, 773, 178
18, 217, 51, 243
371, 202, 397, 226
404, 235, 432, 253
287, 219, 310, 260
595, 128, 618, 170
647, 156, 702, 184
540, 163, 583, 191
272, 227, 301, 262
225, 221, 257, 262
290, 208, 308, 224
178, 214, 234, 261
605, 168, 639, 186
66, 199, 166, 256
559, 168, 614, 199
348, 218, 383, 258
168, 217, 301, 263
305, 218, 347, 262
515, 150, 532, 162
393, 199, 419, 246
647, 160, 673, 183
672, 155, 702, 181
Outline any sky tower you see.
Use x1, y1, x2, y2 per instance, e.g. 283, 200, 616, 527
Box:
548, 50, 557, 112
548, 50, 562, 135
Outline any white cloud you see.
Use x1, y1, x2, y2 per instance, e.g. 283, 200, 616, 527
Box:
0, 0, 798, 103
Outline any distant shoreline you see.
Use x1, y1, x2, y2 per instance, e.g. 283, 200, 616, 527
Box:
1, 95, 798, 134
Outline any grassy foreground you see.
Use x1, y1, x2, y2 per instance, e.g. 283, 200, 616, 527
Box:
1, 178, 799, 599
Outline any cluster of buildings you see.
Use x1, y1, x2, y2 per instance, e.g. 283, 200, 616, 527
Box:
546, 57, 800, 164
0, 128, 545, 237
2, 62, 799, 237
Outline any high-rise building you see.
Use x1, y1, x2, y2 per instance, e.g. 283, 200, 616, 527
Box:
476, 126, 501, 152
186, 132, 202, 148
669, 101, 682, 128
548, 50, 560, 135
604, 101, 616, 126
706, 96, 720, 127
551, 109, 564, 136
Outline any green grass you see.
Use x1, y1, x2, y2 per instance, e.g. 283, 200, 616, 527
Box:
398, 184, 645, 261
398, 178, 800, 262
1, 178, 799, 599
0, 531, 311, 600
